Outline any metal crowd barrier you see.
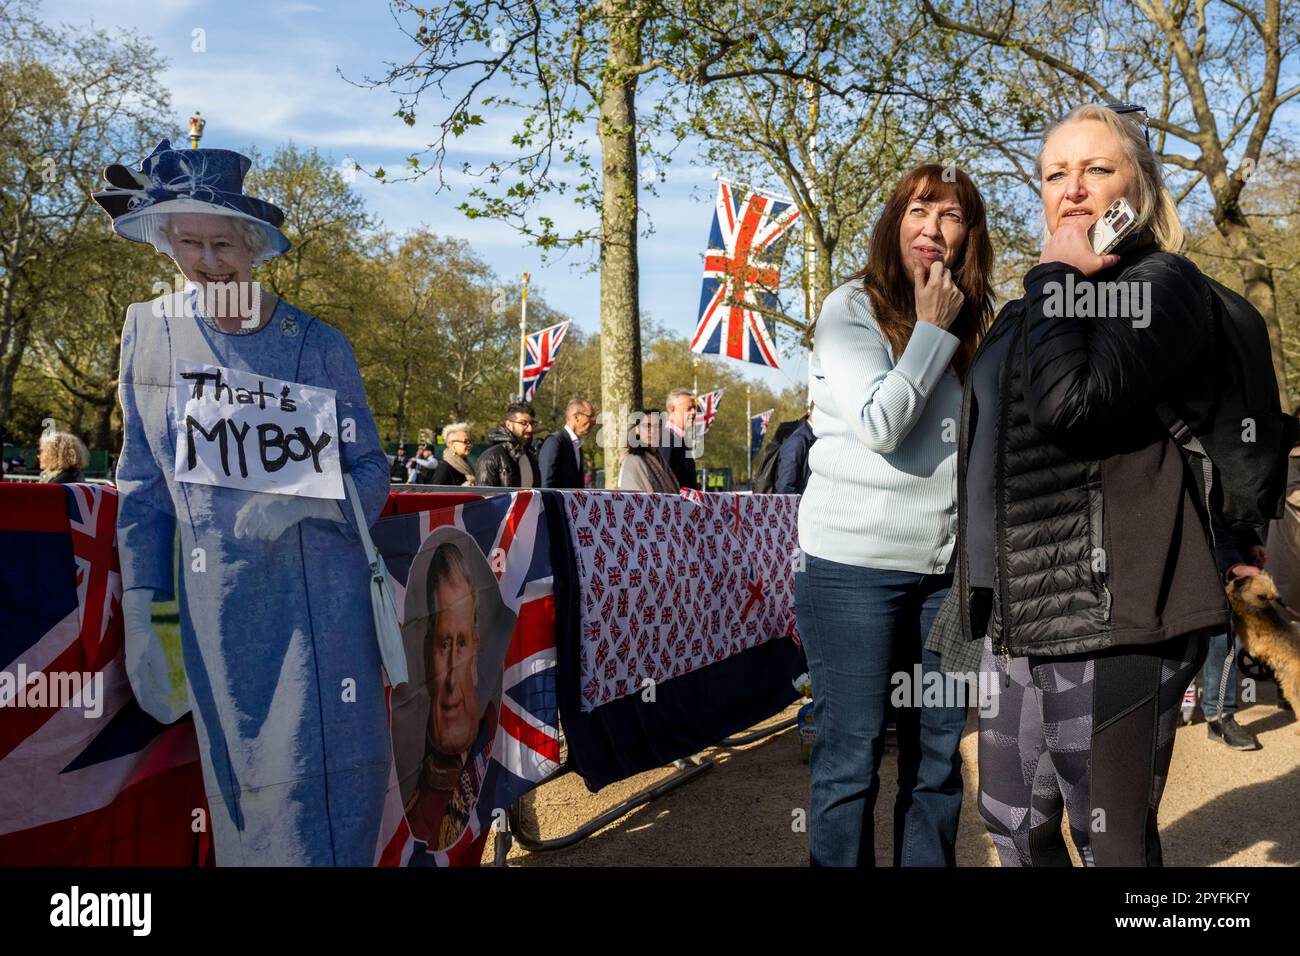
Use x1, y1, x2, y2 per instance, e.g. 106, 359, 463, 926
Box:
492, 712, 799, 864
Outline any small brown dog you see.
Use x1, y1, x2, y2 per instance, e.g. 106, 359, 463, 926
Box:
1226, 572, 1300, 733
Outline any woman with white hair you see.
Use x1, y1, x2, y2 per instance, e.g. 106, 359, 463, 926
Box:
429, 423, 476, 486
94, 140, 395, 865
38, 431, 89, 484
939, 105, 1246, 866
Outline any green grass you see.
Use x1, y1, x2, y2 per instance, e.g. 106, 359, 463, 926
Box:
146, 542, 189, 706
151, 597, 180, 646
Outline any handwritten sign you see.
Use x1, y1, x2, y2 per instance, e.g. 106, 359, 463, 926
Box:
173, 359, 344, 499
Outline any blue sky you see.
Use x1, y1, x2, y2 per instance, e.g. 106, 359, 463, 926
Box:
44, 0, 811, 397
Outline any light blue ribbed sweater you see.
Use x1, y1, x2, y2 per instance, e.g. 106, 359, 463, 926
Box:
799, 281, 963, 574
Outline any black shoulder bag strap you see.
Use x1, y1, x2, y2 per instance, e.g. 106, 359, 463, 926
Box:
1156, 403, 1216, 523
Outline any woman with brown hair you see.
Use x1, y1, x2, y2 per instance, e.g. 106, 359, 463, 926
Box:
794, 164, 994, 866
619, 410, 679, 493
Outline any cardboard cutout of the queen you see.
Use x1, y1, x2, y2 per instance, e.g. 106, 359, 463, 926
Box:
98, 140, 403, 865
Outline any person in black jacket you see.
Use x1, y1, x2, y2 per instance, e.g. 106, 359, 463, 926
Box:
955, 104, 1228, 867
538, 398, 593, 488
774, 407, 815, 495
429, 423, 476, 486
390, 446, 410, 483
473, 402, 540, 488
657, 388, 699, 491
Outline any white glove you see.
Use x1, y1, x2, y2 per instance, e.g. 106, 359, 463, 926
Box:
122, 588, 189, 724
233, 492, 346, 541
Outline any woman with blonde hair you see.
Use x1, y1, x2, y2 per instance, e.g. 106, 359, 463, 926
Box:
38, 431, 89, 484
938, 104, 1244, 866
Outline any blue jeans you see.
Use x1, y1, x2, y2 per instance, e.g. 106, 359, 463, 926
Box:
1200, 631, 1238, 719
794, 556, 967, 866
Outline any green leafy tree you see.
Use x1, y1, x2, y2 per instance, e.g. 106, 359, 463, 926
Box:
681, 0, 965, 337
0, 1, 170, 431
362, 0, 881, 483
922, 0, 1300, 404
243, 143, 378, 322
1184, 148, 1300, 396
25, 229, 168, 452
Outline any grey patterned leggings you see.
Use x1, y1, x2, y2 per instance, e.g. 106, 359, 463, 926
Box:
976, 631, 1207, 866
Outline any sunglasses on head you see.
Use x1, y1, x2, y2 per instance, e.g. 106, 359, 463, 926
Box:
1104, 103, 1150, 146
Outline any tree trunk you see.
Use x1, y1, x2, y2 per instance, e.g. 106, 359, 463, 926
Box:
395, 355, 411, 444
93, 399, 113, 453
596, 2, 644, 487
0, 199, 35, 430
799, 218, 835, 352
0, 310, 33, 430
454, 353, 469, 422
1214, 208, 1290, 408
812, 231, 834, 324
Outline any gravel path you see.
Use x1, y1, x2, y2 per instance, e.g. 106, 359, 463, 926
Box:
489, 684, 1298, 867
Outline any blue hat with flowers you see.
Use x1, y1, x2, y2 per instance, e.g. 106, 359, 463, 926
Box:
92, 140, 290, 264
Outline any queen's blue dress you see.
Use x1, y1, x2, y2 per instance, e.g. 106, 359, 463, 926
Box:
116, 290, 393, 865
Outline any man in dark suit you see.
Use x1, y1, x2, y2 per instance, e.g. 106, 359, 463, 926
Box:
538, 398, 593, 489
658, 387, 699, 491
775, 406, 815, 495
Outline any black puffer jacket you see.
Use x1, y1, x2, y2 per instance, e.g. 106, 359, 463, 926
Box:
957, 232, 1230, 657
473, 426, 540, 488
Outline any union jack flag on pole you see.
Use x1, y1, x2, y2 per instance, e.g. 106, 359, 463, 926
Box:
691, 181, 801, 369
522, 320, 571, 402
695, 388, 725, 435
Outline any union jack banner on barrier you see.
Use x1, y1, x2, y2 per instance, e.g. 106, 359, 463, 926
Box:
373, 492, 559, 866
522, 320, 571, 401
691, 181, 800, 369
0, 483, 208, 865
563, 491, 800, 713
695, 388, 725, 435
3, 484, 807, 862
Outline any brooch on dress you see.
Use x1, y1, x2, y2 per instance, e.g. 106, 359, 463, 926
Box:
280, 314, 298, 338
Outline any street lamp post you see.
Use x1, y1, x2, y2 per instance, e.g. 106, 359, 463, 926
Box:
188, 111, 206, 149
746, 385, 753, 486
517, 273, 530, 402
